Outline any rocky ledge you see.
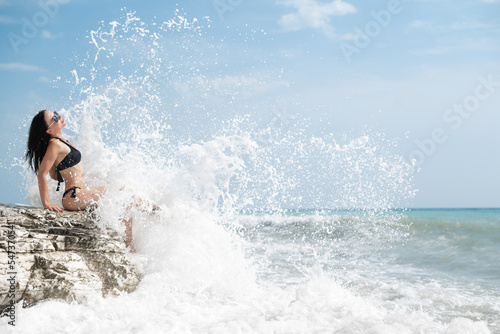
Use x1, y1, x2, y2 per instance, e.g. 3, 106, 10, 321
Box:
0, 203, 140, 314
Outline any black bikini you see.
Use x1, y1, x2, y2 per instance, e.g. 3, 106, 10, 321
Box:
62, 186, 80, 199
54, 137, 82, 198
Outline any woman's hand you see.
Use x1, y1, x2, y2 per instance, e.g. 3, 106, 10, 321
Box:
43, 202, 63, 212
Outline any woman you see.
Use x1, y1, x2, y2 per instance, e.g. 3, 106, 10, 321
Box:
25, 109, 140, 251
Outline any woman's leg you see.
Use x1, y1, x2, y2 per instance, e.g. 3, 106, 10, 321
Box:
123, 216, 135, 253
63, 186, 154, 253
119, 186, 159, 212
62, 186, 134, 252
120, 189, 160, 253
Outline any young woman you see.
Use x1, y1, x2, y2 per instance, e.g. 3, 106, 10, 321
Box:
25, 109, 146, 252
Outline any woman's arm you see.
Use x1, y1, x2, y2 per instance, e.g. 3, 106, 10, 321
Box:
37, 140, 63, 212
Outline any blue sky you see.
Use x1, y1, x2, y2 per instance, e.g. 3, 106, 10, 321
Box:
1, 0, 499, 207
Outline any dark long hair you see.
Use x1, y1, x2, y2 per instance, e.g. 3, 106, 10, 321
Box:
25, 110, 51, 174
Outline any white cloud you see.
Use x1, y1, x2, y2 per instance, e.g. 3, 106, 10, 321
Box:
409, 19, 500, 33
41, 30, 52, 38
175, 74, 289, 99
278, 48, 307, 58
38, 76, 51, 83
339, 32, 357, 40
449, 21, 500, 31
408, 18, 500, 55
0, 15, 18, 24
40, 30, 62, 39
423, 37, 500, 54
277, 0, 357, 38
409, 20, 433, 30
0, 63, 45, 72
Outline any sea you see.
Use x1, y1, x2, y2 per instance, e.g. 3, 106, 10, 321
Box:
2, 10, 499, 334
1, 209, 498, 333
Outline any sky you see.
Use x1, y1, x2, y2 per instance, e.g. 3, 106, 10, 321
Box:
0, 0, 499, 208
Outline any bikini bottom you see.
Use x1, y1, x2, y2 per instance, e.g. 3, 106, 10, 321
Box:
63, 186, 81, 199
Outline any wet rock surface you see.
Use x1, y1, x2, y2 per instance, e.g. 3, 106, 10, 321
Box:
0, 203, 140, 313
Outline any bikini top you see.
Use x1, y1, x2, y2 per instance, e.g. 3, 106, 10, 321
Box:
54, 137, 81, 190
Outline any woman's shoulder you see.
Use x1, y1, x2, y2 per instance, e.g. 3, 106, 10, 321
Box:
47, 137, 66, 151
40, 137, 66, 165
48, 137, 61, 145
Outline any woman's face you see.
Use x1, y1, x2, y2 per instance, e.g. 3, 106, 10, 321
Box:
44, 110, 65, 132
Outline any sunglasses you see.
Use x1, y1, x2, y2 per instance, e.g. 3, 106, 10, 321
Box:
47, 111, 59, 129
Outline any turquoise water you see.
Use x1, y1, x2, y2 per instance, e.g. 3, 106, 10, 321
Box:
4, 206, 497, 333
237, 208, 500, 332
399, 208, 500, 283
